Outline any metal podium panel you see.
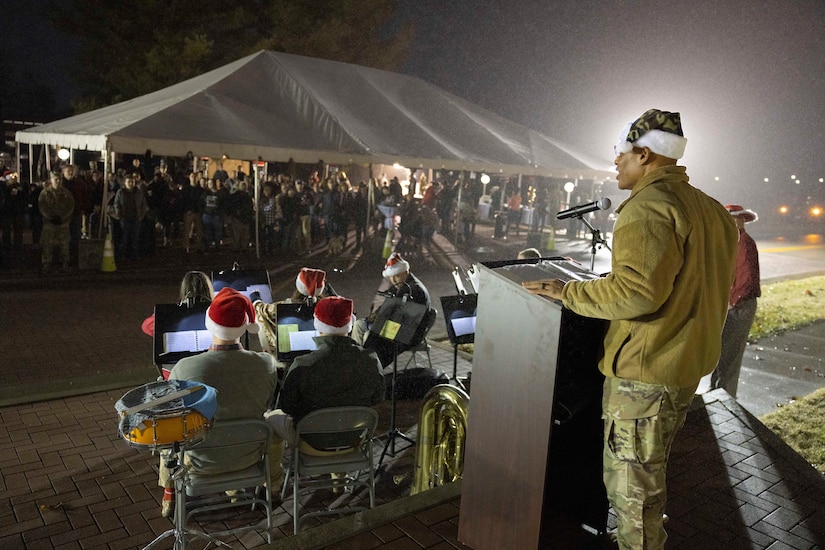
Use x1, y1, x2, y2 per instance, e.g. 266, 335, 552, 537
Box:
458, 260, 606, 550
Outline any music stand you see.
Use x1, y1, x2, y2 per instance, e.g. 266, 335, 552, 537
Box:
366, 296, 428, 465
212, 264, 273, 348
439, 294, 477, 390
274, 302, 318, 363
153, 302, 211, 379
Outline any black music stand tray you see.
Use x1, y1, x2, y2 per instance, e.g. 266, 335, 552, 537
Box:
153, 301, 211, 379
366, 296, 428, 466
439, 294, 477, 390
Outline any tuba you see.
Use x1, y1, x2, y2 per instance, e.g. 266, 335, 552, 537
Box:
411, 384, 470, 495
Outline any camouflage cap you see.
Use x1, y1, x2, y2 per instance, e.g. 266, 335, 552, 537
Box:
614, 108, 688, 159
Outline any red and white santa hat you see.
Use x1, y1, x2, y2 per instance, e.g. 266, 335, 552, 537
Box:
205, 288, 260, 340
295, 267, 326, 297
313, 296, 356, 336
725, 204, 758, 223
382, 252, 410, 278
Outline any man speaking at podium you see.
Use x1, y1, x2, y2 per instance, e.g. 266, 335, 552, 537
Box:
524, 109, 738, 550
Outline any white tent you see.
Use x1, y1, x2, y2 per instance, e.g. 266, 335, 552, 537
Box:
16, 50, 612, 179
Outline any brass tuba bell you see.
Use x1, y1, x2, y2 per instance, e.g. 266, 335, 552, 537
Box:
411, 384, 470, 495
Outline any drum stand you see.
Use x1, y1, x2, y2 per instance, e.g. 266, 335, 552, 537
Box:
378, 343, 415, 467
143, 442, 231, 550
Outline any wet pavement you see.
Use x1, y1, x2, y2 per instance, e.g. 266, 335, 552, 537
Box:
1, 217, 824, 549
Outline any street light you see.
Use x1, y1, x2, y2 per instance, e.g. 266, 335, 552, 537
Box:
480, 173, 490, 195
563, 181, 575, 208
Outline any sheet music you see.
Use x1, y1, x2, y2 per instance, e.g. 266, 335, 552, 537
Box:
163, 330, 211, 353
288, 330, 319, 352
451, 316, 477, 337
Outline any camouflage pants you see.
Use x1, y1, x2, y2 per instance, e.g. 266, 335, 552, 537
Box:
40, 222, 70, 267
602, 377, 698, 550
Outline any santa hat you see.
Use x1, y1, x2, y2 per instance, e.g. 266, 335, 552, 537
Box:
205, 288, 260, 341
382, 252, 410, 278
614, 108, 688, 160
295, 268, 326, 297
725, 204, 758, 223
313, 296, 356, 336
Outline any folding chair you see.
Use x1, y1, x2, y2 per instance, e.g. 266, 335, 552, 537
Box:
280, 406, 379, 533
182, 418, 275, 544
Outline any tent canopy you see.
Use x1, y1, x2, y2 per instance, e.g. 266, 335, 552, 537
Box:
17, 50, 613, 179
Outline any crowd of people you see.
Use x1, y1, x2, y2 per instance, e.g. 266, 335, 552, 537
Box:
2, 152, 609, 275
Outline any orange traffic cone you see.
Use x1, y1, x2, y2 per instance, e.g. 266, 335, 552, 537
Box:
101, 230, 117, 272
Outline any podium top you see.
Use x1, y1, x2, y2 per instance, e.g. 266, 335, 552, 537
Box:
483, 258, 601, 286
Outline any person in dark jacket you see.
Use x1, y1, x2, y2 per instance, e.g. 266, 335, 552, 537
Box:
113, 175, 148, 261
265, 296, 384, 449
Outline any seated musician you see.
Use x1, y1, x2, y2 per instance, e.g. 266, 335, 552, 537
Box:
265, 296, 385, 449
250, 267, 331, 358
141, 270, 213, 337
351, 252, 432, 366
157, 288, 279, 517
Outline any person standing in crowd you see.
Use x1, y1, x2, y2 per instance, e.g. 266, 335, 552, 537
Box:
388, 176, 403, 204
505, 187, 523, 236
181, 172, 205, 253
113, 174, 148, 261
710, 204, 761, 398
26, 179, 44, 246
159, 172, 182, 247
523, 109, 738, 550
294, 180, 315, 253
279, 183, 301, 253
352, 181, 369, 247
201, 178, 224, 251
225, 180, 254, 253
531, 189, 548, 233
259, 183, 279, 254
157, 288, 277, 517
1, 173, 26, 248
421, 181, 440, 208
38, 171, 75, 273
60, 164, 88, 265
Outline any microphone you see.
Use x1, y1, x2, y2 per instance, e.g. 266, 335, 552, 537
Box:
556, 197, 612, 220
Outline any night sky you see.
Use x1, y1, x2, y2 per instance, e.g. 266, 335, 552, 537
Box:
6, 0, 825, 213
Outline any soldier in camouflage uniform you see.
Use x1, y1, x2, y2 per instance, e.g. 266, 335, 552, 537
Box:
524, 109, 738, 549
38, 171, 76, 273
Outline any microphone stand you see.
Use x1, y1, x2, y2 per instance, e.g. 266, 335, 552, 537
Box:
576, 214, 611, 271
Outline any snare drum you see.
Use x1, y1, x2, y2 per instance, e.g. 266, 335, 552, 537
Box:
116, 380, 218, 450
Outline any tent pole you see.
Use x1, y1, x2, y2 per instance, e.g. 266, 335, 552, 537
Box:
28, 144, 34, 183
454, 172, 463, 245
100, 147, 110, 238
367, 163, 374, 235
254, 161, 260, 259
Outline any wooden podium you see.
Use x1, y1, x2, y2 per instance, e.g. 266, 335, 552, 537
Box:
458, 259, 608, 549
